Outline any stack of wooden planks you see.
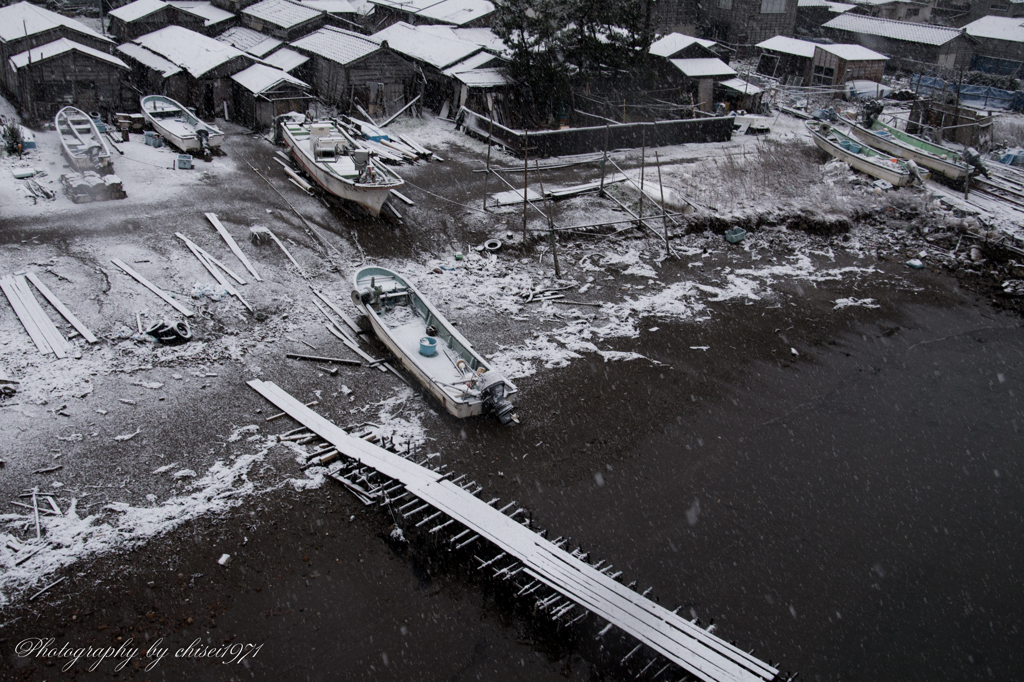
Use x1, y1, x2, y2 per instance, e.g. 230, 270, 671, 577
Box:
333, 117, 439, 166
0, 273, 97, 358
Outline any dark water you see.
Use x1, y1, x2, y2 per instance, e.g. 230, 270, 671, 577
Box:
5, 268, 1022, 682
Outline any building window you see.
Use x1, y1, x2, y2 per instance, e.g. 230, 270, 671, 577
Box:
719, 0, 732, 9
760, 0, 786, 13
812, 65, 835, 85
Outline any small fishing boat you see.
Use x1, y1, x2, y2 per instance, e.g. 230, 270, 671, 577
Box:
806, 121, 925, 187
140, 95, 223, 157
55, 107, 112, 173
844, 115, 974, 183
279, 116, 404, 216
351, 266, 518, 425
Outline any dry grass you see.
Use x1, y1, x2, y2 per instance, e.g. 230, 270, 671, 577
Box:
992, 116, 1024, 149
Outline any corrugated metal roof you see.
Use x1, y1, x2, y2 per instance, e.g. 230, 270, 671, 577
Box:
117, 41, 182, 76
823, 14, 963, 46
669, 57, 736, 77
369, 0, 444, 11
263, 46, 309, 71
797, 0, 855, 10
232, 63, 309, 92
290, 25, 380, 65
133, 25, 249, 77
718, 78, 762, 95
218, 26, 283, 56
964, 16, 1024, 44
451, 67, 507, 87
441, 49, 498, 74
756, 35, 818, 58
169, 1, 235, 26
414, 0, 493, 26
0, 1, 111, 43
816, 43, 888, 60
372, 21, 481, 69
649, 33, 716, 58
108, 0, 168, 23
243, 0, 323, 29
10, 37, 128, 70
291, 0, 357, 14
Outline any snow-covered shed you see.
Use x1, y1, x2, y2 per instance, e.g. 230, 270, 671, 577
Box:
290, 25, 415, 116
263, 46, 310, 72
810, 43, 887, 85
108, 0, 234, 40
755, 35, 818, 84
821, 14, 970, 69
231, 63, 312, 128
369, 0, 493, 30
964, 16, 1024, 74
241, 0, 329, 41
218, 25, 284, 57
6, 38, 130, 123
118, 26, 257, 117
0, 1, 115, 101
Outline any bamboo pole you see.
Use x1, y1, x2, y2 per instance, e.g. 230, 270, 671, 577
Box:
483, 103, 494, 212
655, 151, 676, 259
536, 162, 560, 279
522, 129, 529, 244
638, 127, 646, 231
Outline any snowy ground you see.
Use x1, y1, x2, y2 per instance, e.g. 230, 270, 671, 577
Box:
0, 103, 1021, 629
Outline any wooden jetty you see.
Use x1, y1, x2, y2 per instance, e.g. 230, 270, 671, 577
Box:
248, 379, 789, 682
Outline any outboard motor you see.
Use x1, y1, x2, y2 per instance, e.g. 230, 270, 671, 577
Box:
475, 371, 518, 425
197, 128, 212, 161
963, 146, 991, 179
862, 100, 884, 127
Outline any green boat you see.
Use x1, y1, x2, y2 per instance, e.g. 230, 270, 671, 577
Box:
807, 121, 925, 187
845, 116, 971, 182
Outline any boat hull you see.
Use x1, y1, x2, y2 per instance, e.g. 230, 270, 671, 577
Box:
55, 106, 112, 173
140, 96, 223, 152
281, 124, 401, 217
808, 125, 915, 186
848, 125, 968, 182
351, 267, 515, 420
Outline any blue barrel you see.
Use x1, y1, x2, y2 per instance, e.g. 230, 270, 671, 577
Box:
419, 337, 437, 356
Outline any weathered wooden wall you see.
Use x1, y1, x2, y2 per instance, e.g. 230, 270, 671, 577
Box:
12, 51, 128, 123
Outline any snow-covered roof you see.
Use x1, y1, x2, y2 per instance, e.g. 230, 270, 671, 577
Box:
718, 77, 762, 95
117, 40, 182, 76
263, 46, 309, 70
797, 0, 855, 10
669, 57, 736, 78
218, 25, 283, 56
132, 25, 250, 77
816, 43, 888, 60
372, 21, 481, 69
243, 0, 323, 29
410, 24, 505, 53
291, 0, 357, 14
963, 16, 1024, 44
413, 0, 493, 26
823, 14, 963, 46
450, 67, 507, 87
369, 0, 443, 11
649, 33, 716, 58
0, 1, 111, 44
9, 37, 129, 70
756, 35, 818, 58
846, 0, 910, 5
169, 1, 235, 27
291, 25, 380, 65
108, 0, 168, 23
441, 49, 499, 74
231, 63, 309, 92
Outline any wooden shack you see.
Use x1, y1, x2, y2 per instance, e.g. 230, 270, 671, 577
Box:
810, 44, 887, 85
231, 63, 312, 128
8, 38, 130, 123
290, 26, 416, 117
756, 35, 817, 85
241, 0, 328, 41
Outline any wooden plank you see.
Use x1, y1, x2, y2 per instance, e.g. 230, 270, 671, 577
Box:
190, 244, 246, 286
245, 380, 778, 682
24, 272, 97, 343
175, 234, 253, 312
323, 320, 387, 372
310, 287, 363, 337
109, 258, 194, 317
0, 276, 51, 354
390, 189, 415, 206
13, 276, 68, 358
204, 213, 262, 282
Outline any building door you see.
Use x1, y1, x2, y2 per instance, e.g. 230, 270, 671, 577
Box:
203, 82, 215, 118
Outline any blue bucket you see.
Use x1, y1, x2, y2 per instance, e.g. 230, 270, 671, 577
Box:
177, 154, 192, 169
419, 336, 437, 356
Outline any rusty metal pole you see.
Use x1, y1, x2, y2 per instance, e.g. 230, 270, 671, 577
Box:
522, 129, 529, 244
483, 104, 494, 211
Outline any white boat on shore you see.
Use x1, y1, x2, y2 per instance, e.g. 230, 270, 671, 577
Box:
140, 95, 223, 156
279, 116, 403, 217
55, 107, 112, 173
844, 115, 973, 183
351, 266, 518, 425
807, 121, 925, 187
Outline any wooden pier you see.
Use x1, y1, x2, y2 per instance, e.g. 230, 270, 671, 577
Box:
248, 379, 787, 682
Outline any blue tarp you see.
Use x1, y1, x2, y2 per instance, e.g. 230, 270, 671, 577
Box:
910, 74, 1024, 112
